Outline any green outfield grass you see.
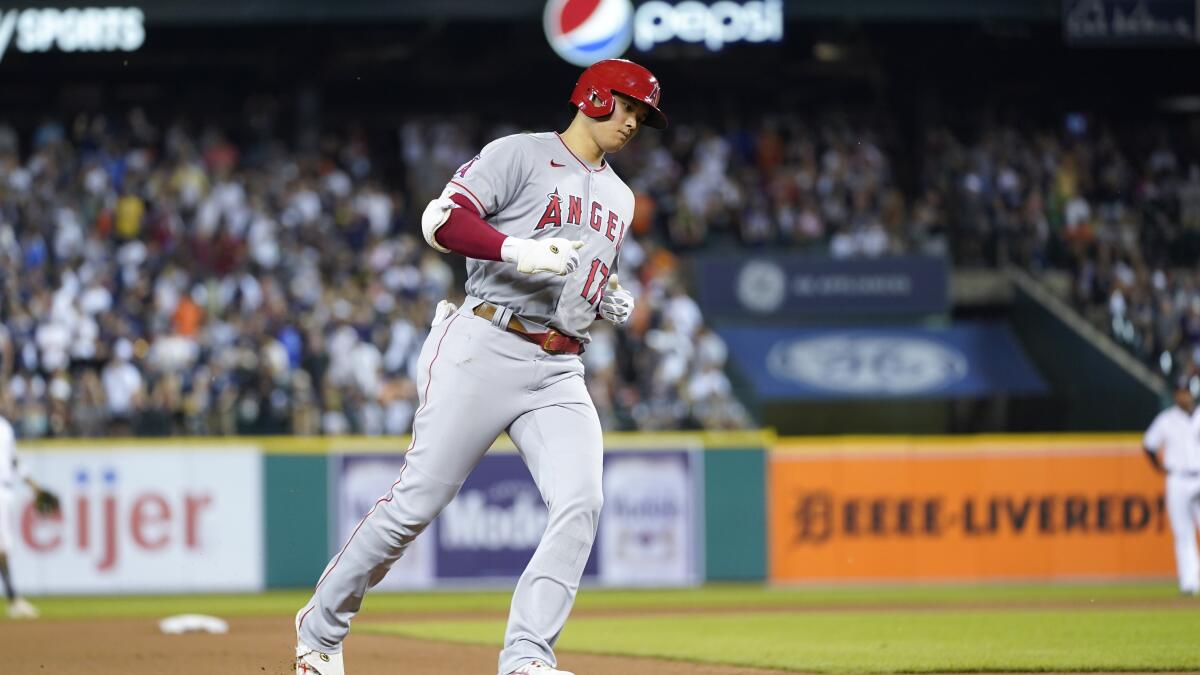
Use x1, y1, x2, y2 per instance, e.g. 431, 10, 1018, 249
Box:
363, 608, 1200, 672
20, 581, 1184, 619
18, 582, 1199, 672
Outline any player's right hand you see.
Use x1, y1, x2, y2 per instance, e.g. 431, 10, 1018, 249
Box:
502, 237, 584, 275
599, 274, 635, 325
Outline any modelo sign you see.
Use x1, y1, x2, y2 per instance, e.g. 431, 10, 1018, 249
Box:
0, 7, 145, 64
544, 0, 783, 66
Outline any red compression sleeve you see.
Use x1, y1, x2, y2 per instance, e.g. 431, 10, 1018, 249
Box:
434, 193, 506, 261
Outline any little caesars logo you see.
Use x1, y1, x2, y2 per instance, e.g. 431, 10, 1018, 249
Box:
0, 7, 145, 64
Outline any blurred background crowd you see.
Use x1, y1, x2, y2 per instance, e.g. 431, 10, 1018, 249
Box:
0, 110, 755, 437
6, 105, 1200, 438
919, 118, 1200, 380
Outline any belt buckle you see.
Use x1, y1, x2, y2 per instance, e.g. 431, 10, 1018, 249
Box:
541, 329, 561, 352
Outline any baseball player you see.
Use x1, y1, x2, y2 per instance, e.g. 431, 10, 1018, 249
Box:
295, 58, 666, 675
1143, 375, 1200, 595
1, 405, 59, 619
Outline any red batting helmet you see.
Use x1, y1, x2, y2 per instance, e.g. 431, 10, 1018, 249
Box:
570, 59, 667, 130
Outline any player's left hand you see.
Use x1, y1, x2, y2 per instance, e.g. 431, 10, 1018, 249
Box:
599, 274, 635, 325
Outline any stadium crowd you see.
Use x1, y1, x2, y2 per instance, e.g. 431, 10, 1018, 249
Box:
0, 111, 750, 438
614, 115, 917, 257
918, 118, 1200, 379
614, 106, 1200, 381
4, 101, 1199, 438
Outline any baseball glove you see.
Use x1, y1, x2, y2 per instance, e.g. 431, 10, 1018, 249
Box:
33, 489, 60, 517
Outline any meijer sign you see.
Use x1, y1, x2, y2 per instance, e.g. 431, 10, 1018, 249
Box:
11, 447, 263, 594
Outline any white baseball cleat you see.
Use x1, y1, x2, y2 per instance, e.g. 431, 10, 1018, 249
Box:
8, 597, 38, 619
506, 660, 575, 675
296, 642, 345, 675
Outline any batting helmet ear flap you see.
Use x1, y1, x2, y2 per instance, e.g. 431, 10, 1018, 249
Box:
577, 85, 616, 119
570, 59, 667, 129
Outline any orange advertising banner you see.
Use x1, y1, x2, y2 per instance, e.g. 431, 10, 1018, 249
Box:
769, 435, 1173, 582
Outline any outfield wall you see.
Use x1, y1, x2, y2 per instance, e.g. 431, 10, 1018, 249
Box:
12, 443, 264, 595
768, 435, 1172, 582
10, 432, 1170, 594
12, 433, 766, 593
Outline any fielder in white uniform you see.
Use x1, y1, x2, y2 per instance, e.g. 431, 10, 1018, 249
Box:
1143, 376, 1200, 595
0, 413, 43, 619
296, 59, 667, 675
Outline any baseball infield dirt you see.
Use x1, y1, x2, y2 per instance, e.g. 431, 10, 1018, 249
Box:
1, 615, 786, 675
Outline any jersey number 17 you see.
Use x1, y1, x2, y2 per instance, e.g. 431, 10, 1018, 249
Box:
580, 258, 610, 307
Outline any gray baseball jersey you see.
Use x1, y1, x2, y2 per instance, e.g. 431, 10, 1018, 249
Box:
446, 131, 634, 338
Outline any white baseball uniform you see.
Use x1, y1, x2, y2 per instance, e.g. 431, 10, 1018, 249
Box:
298, 131, 633, 675
0, 416, 26, 553
1143, 404, 1200, 593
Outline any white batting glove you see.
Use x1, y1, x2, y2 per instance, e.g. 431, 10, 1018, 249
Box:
501, 237, 584, 275
599, 274, 635, 325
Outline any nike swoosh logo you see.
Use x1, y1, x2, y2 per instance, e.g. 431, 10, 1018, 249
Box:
550, 160, 565, 168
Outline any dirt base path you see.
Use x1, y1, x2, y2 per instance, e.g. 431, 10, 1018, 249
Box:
0, 616, 790, 675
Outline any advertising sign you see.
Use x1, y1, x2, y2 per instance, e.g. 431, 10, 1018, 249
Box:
769, 437, 1172, 581
720, 323, 1046, 400
543, 0, 783, 66
435, 453, 571, 581
0, 7, 145, 64
333, 448, 700, 586
336, 455, 436, 590
1065, 0, 1199, 46
10, 446, 263, 594
598, 452, 699, 586
697, 254, 948, 318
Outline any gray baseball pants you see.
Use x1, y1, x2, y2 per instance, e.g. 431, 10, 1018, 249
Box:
297, 304, 604, 675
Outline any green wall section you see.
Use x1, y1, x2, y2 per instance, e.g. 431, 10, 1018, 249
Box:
265, 455, 330, 588
703, 448, 767, 581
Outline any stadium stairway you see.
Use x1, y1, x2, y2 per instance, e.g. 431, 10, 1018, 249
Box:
1006, 266, 1165, 431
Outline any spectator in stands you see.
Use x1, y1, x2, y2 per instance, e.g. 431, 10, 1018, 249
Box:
925, 115, 1200, 378
4, 108, 984, 436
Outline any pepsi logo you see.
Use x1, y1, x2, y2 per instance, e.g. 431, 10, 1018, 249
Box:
544, 0, 634, 67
